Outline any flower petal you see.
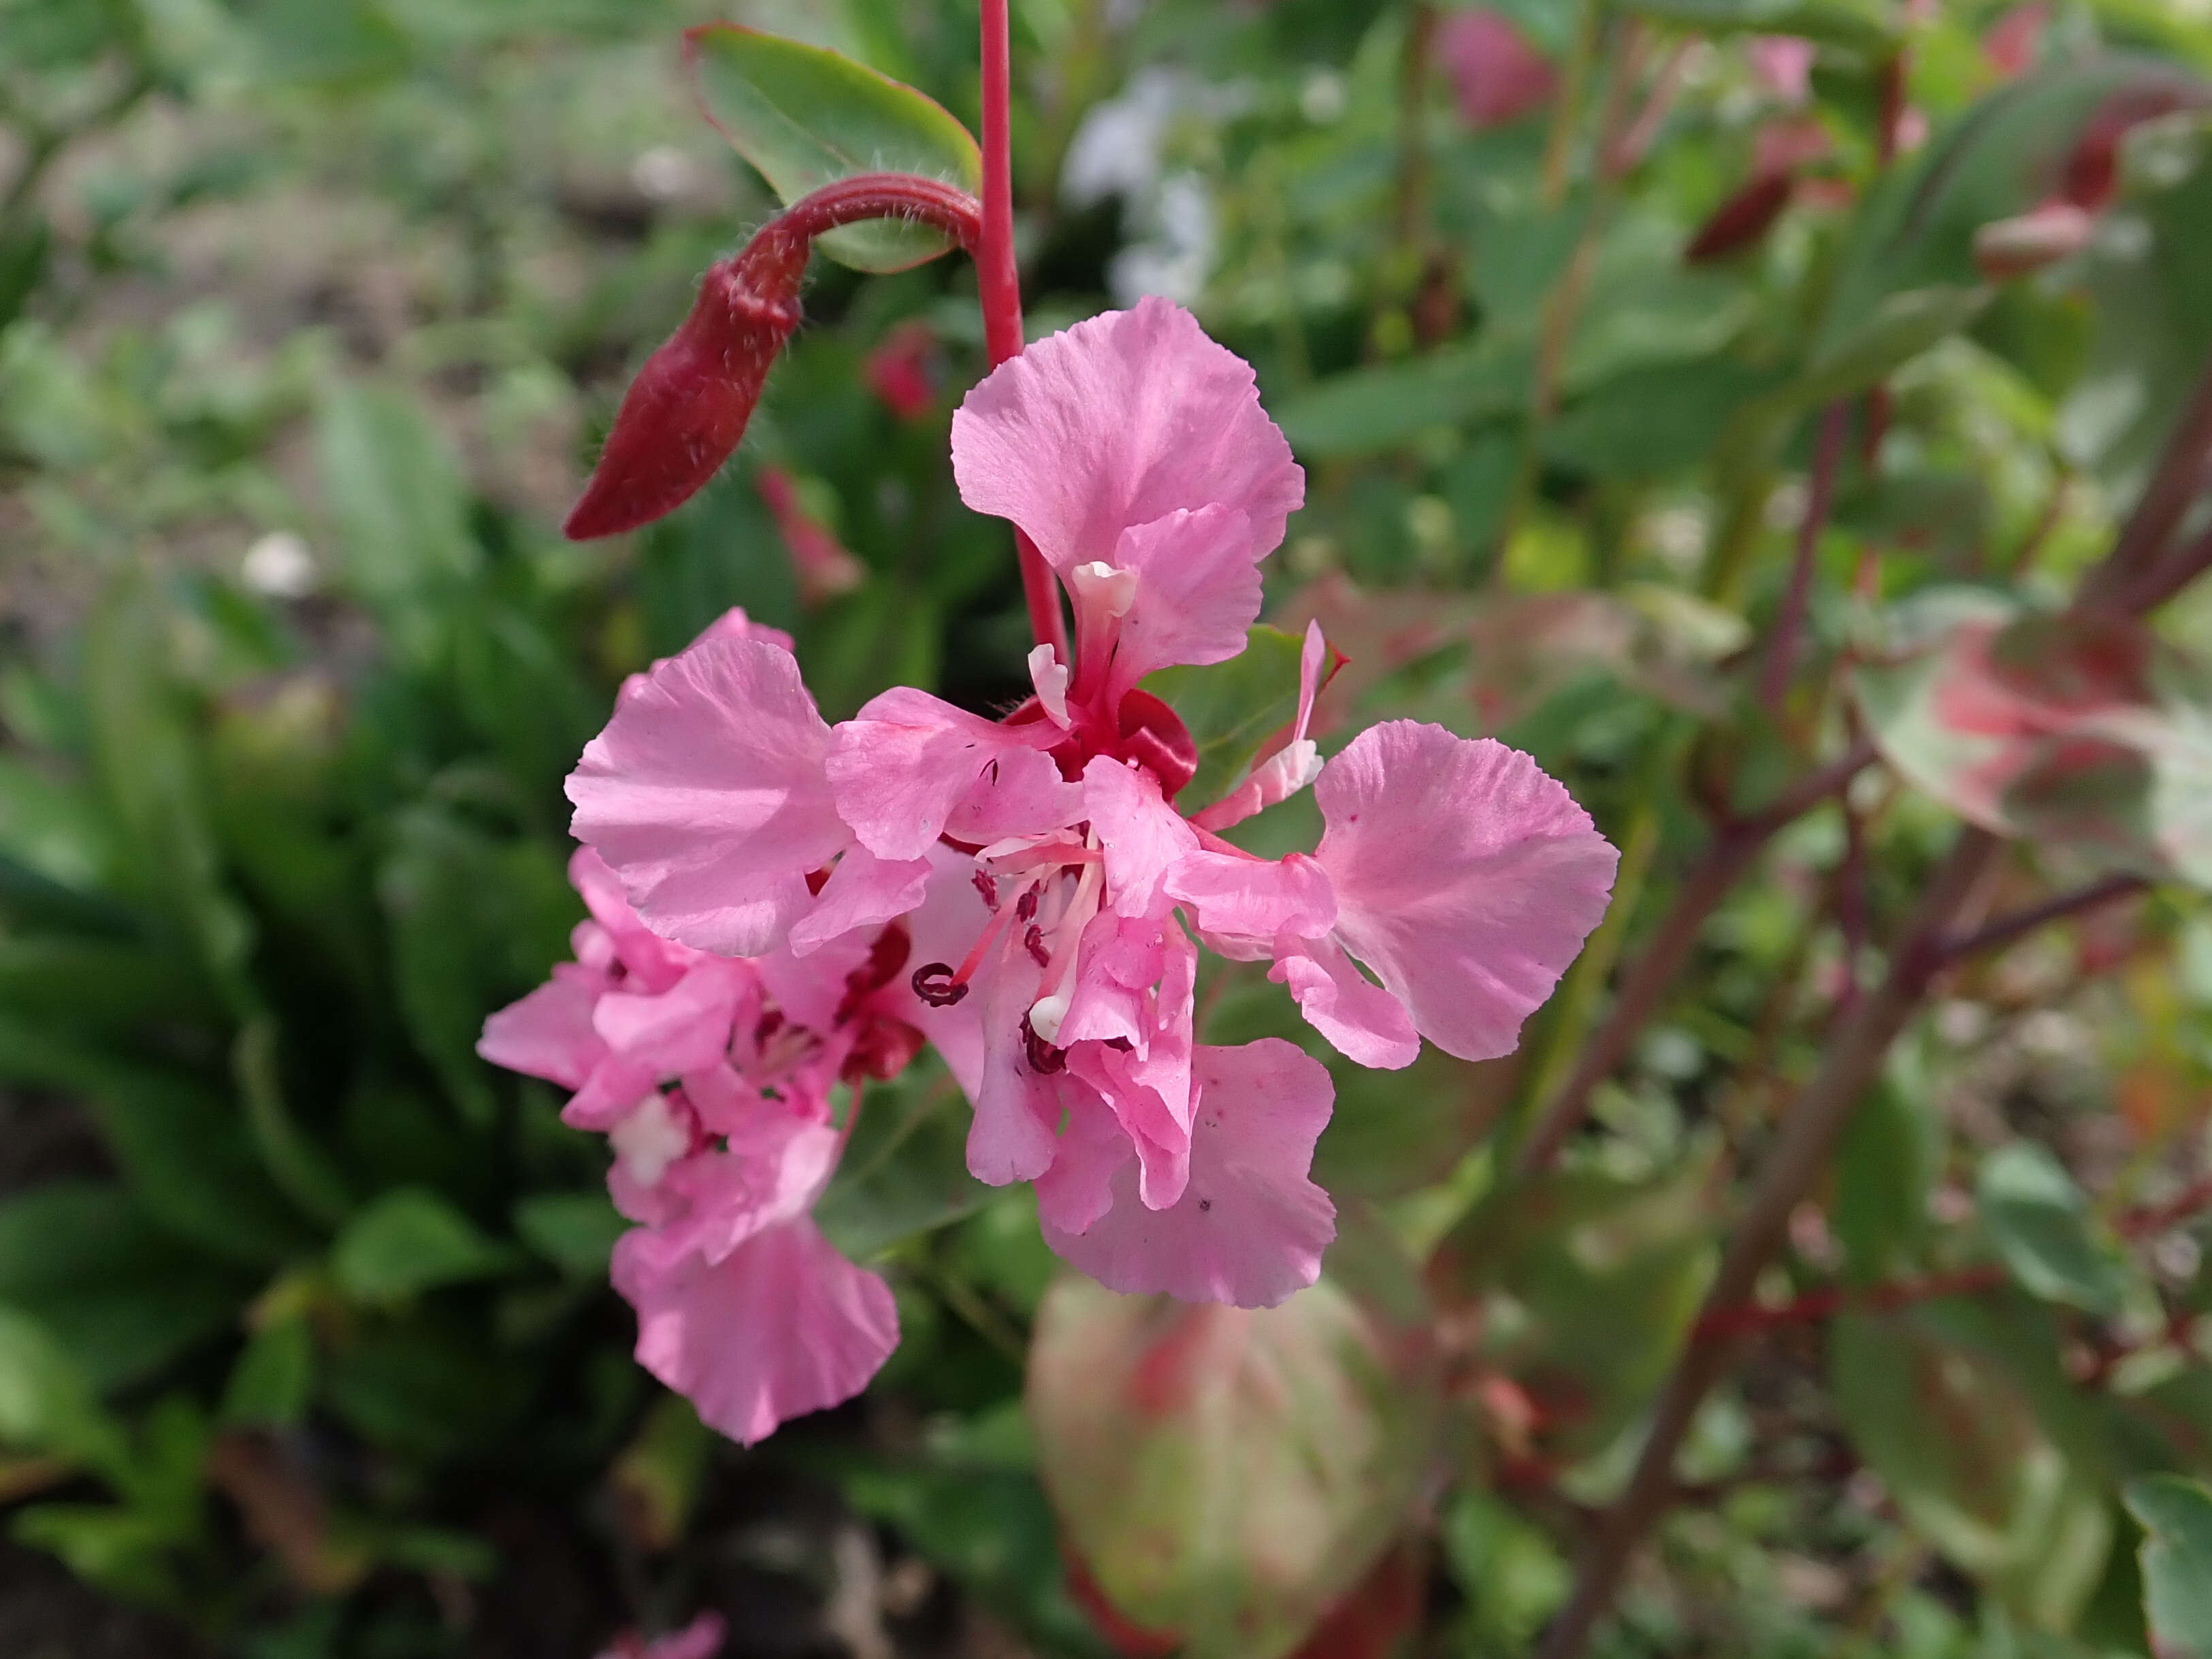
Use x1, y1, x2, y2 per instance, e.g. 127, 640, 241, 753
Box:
787, 847, 934, 958
1084, 755, 1199, 919
1103, 504, 1261, 692
478, 971, 608, 1089
569, 638, 846, 956
967, 924, 1061, 1185
829, 688, 1058, 862
1039, 1040, 1337, 1309
943, 746, 1086, 847
613, 1217, 898, 1447
1269, 938, 1420, 1070
591, 958, 747, 1077
951, 297, 1303, 576
1313, 722, 1616, 1062
1166, 849, 1336, 940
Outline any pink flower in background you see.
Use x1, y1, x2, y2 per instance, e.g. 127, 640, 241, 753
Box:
1435, 9, 1557, 129
567, 300, 1616, 1326
866, 318, 942, 421
596, 1612, 727, 1659
1749, 36, 1815, 104
755, 466, 866, 607
1984, 2, 2049, 77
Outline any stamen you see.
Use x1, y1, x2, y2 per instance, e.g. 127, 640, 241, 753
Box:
973, 870, 1000, 911
911, 963, 968, 1006
1024, 924, 1051, 968
1023, 1015, 1068, 1074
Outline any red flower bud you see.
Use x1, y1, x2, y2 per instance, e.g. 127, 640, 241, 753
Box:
754, 465, 866, 606
564, 242, 805, 540
864, 319, 941, 421
1972, 199, 2096, 280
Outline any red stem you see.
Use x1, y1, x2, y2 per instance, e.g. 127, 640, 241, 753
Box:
764, 172, 984, 256
1760, 401, 1851, 713
978, 0, 1071, 666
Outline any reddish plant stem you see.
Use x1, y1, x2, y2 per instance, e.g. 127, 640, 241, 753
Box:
1516, 740, 1878, 1175
1696, 1170, 2212, 1341
764, 172, 984, 257
979, 0, 1070, 666
2080, 353, 2212, 614
1935, 872, 2148, 967
1760, 401, 1851, 714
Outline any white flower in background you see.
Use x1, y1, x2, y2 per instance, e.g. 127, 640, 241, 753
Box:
241, 531, 314, 598
1062, 69, 1246, 308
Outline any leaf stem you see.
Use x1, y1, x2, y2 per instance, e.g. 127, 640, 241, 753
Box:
979, 0, 1072, 667
2081, 350, 2212, 614
1934, 872, 2147, 967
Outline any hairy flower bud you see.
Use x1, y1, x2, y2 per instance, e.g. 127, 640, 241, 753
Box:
564, 241, 807, 540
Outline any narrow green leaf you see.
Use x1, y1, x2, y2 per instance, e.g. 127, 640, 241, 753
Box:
1144, 625, 1307, 812
1977, 1143, 2130, 1315
816, 1072, 992, 1261
0, 1306, 128, 1477
314, 382, 476, 648
330, 1189, 517, 1305
1271, 345, 1530, 459
221, 1318, 315, 1429
1614, 0, 1900, 52
2126, 1475, 2212, 1658
685, 24, 981, 274
512, 1192, 627, 1279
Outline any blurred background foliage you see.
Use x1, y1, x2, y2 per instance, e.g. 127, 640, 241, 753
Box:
5, 0, 2212, 1656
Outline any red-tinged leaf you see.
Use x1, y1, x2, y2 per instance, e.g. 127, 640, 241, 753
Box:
1856, 594, 2212, 886
1028, 1264, 1438, 1659
564, 251, 804, 541
1685, 169, 1798, 263
1285, 1541, 1424, 1659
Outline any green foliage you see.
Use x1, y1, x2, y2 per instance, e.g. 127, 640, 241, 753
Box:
2126, 1475, 2212, 1657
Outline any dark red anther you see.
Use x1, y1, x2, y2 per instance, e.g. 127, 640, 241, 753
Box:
911, 962, 969, 1006
1024, 1016, 1067, 1074
564, 237, 808, 541
1015, 886, 1040, 922
1024, 924, 1051, 968
1685, 170, 1795, 264
1115, 688, 1199, 798
973, 870, 1001, 911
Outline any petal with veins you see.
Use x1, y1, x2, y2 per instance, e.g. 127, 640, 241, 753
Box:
569, 638, 847, 956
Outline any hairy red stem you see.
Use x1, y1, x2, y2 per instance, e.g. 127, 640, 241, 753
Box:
979, 0, 1070, 666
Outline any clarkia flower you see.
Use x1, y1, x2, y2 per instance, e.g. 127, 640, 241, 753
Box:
480, 613, 981, 1443
594, 1613, 726, 1659
564, 300, 1618, 1320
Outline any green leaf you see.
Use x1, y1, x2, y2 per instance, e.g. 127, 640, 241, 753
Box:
330, 1189, 517, 1305
1978, 1143, 2131, 1315
511, 1192, 627, 1279
1834, 1076, 1938, 1286
2126, 1475, 2212, 1658
1834, 1311, 2113, 1627
1543, 359, 1784, 479
1271, 344, 1530, 459
314, 382, 477, 651
0, 1306, 128, 1476
685, 24, 981, 274
0, 1183, 249, 1393
221, 1319, 314, 1429
816, 1070, 992, 1261
319, 1311, 530, 1458
1796, 286, 1994, 411
1143, 625, 1307, 812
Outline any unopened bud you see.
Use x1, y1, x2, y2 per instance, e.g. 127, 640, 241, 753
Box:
1685, 169, 1797, 263
1972, 200, 2095, 280
565, 244, 805, 540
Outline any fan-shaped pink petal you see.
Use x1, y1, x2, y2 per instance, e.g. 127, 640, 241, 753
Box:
613, 1218, 897, 1447
478, 972, 608, 1089
829, 688, 1060, 862
950, 297, 1303, 575
1313, 722, 1616, 1062
569, 639, 846, 957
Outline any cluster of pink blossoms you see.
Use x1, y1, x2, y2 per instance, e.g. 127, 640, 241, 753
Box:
482, 298, 1616, 1444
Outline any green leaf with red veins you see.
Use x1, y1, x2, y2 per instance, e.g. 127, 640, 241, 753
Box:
1143, 625, 1307, 812
2126, 1475, 2212, 1658
1855, 591, 2212, 888
1027, 1251, 1437, 1659
685, 24, 981, 275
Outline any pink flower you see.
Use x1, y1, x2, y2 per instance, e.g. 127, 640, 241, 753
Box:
1749, 37, 1815, 105
1435, 9, 1557, 130
866, 319, 941, 421
596, 1612, 727, 1659
568, 299, 1616, 1316
478, 834, 975, 1443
